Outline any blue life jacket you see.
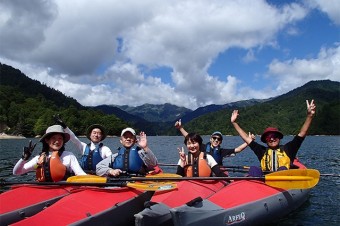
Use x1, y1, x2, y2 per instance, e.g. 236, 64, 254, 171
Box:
205, 142, 223, 165
111, 146, 144, 174
80, 143, 103, 171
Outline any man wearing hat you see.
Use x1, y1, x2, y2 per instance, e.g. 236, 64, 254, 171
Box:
175, 119, 254, 166
96, 128, 158, 177
13, 125, 86, 182
231, 100, 316, 176
54, 115, 112, 173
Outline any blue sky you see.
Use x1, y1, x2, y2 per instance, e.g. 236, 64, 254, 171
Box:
0, 0, 339, 110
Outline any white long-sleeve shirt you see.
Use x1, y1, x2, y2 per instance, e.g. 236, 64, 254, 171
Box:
13, 151, 86, 176
65, 127, 112, 158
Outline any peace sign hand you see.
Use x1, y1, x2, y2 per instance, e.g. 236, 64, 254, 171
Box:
306, 99, 316, 117
22, 140, 37, 160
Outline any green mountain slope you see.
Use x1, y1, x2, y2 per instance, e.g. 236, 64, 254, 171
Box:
0, 63, 128, 137
178, 80, 340, 136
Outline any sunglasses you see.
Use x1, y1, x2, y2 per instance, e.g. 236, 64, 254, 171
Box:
212, 136, 222, 141
265, 133, 279, 142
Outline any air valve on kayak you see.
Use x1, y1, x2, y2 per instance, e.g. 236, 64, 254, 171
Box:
144, 201, 158, 208
186, 197, 203, 207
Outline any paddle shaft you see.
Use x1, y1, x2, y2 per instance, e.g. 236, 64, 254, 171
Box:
159, 164, 336, 177
114, 176, 314, 182
159, 163, 249, 170
0, 179, 178, 191
0, 180, 130, 187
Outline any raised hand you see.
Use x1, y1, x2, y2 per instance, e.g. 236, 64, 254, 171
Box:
137, 131, 148, 149
22, 140, 37, 160
178, 147, 187, 166
306, 99, 316, 117
174, 119, 182, 129
231, 110, 239, 123
53, 114, 67, 128
248, 132, 256, 141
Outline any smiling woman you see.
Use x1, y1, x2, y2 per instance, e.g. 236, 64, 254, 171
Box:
174, 119, 254, 167
12, 125, 86, 182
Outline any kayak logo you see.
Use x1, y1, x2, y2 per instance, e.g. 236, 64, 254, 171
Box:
158, 185, 175, 190
226, 212, 246, 225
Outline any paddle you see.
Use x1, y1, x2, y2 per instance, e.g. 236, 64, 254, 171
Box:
67, 169, 320, 190
158, 163, 250, 170
159, 163, 336, 177
221, 166, 338, 177
0, 179, 177, 192
66, 173, 180, 191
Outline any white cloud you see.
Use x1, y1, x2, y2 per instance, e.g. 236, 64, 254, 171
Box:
268, 44, 340, 92
308, 0, 340, 25
0, 0, 338, 110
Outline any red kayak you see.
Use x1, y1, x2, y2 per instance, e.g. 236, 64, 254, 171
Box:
170, 161, 317, 226
10, 186, 153, 226
0, 185, 75, 226
134, 180, 227, 226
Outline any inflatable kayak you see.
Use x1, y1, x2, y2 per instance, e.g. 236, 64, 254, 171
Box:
170, 180, 310, 226
170, 161, 317, 226
0, 185, 75, 226
9, 187, 153, 226
135, 180, 227, 226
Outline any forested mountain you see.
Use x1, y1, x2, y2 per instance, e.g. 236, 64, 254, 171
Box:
1, 62, 339, 136
0, 63, 129, 137
178, 99, 267, 124
177, 80, 340, 136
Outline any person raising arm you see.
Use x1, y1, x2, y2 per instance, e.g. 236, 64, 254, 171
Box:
230, 100, 316, 176
175, 119, 254, 166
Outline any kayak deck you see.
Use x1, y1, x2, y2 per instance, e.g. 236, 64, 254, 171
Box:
135, 180, 227, 226
10, 186, 153, 226
170, 180, 310, 226
0, 185, 75, 226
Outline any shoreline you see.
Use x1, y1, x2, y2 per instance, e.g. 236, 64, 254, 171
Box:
0, 133, 26, 139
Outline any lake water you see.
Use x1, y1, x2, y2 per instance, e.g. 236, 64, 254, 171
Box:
0, 135, 339, 225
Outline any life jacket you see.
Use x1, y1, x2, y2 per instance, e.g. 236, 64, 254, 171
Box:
36, 151, 71, 182
80, 143, 103, 171
205, 143, 223, 165
184, 152, 212, 177
260, 146, 291, 171
111, 146, 145, 174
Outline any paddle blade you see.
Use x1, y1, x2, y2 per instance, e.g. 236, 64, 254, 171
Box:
67, 175, 107, 183
265, 169, 320, 189
66, 175, 177, 191
130, 173, 179, 191
126, 181, 177, 191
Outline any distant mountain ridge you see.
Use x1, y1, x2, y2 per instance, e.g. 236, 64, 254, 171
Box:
1, 62, 339, 136
95, 100, 266, 124
178, 99, 268, 124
